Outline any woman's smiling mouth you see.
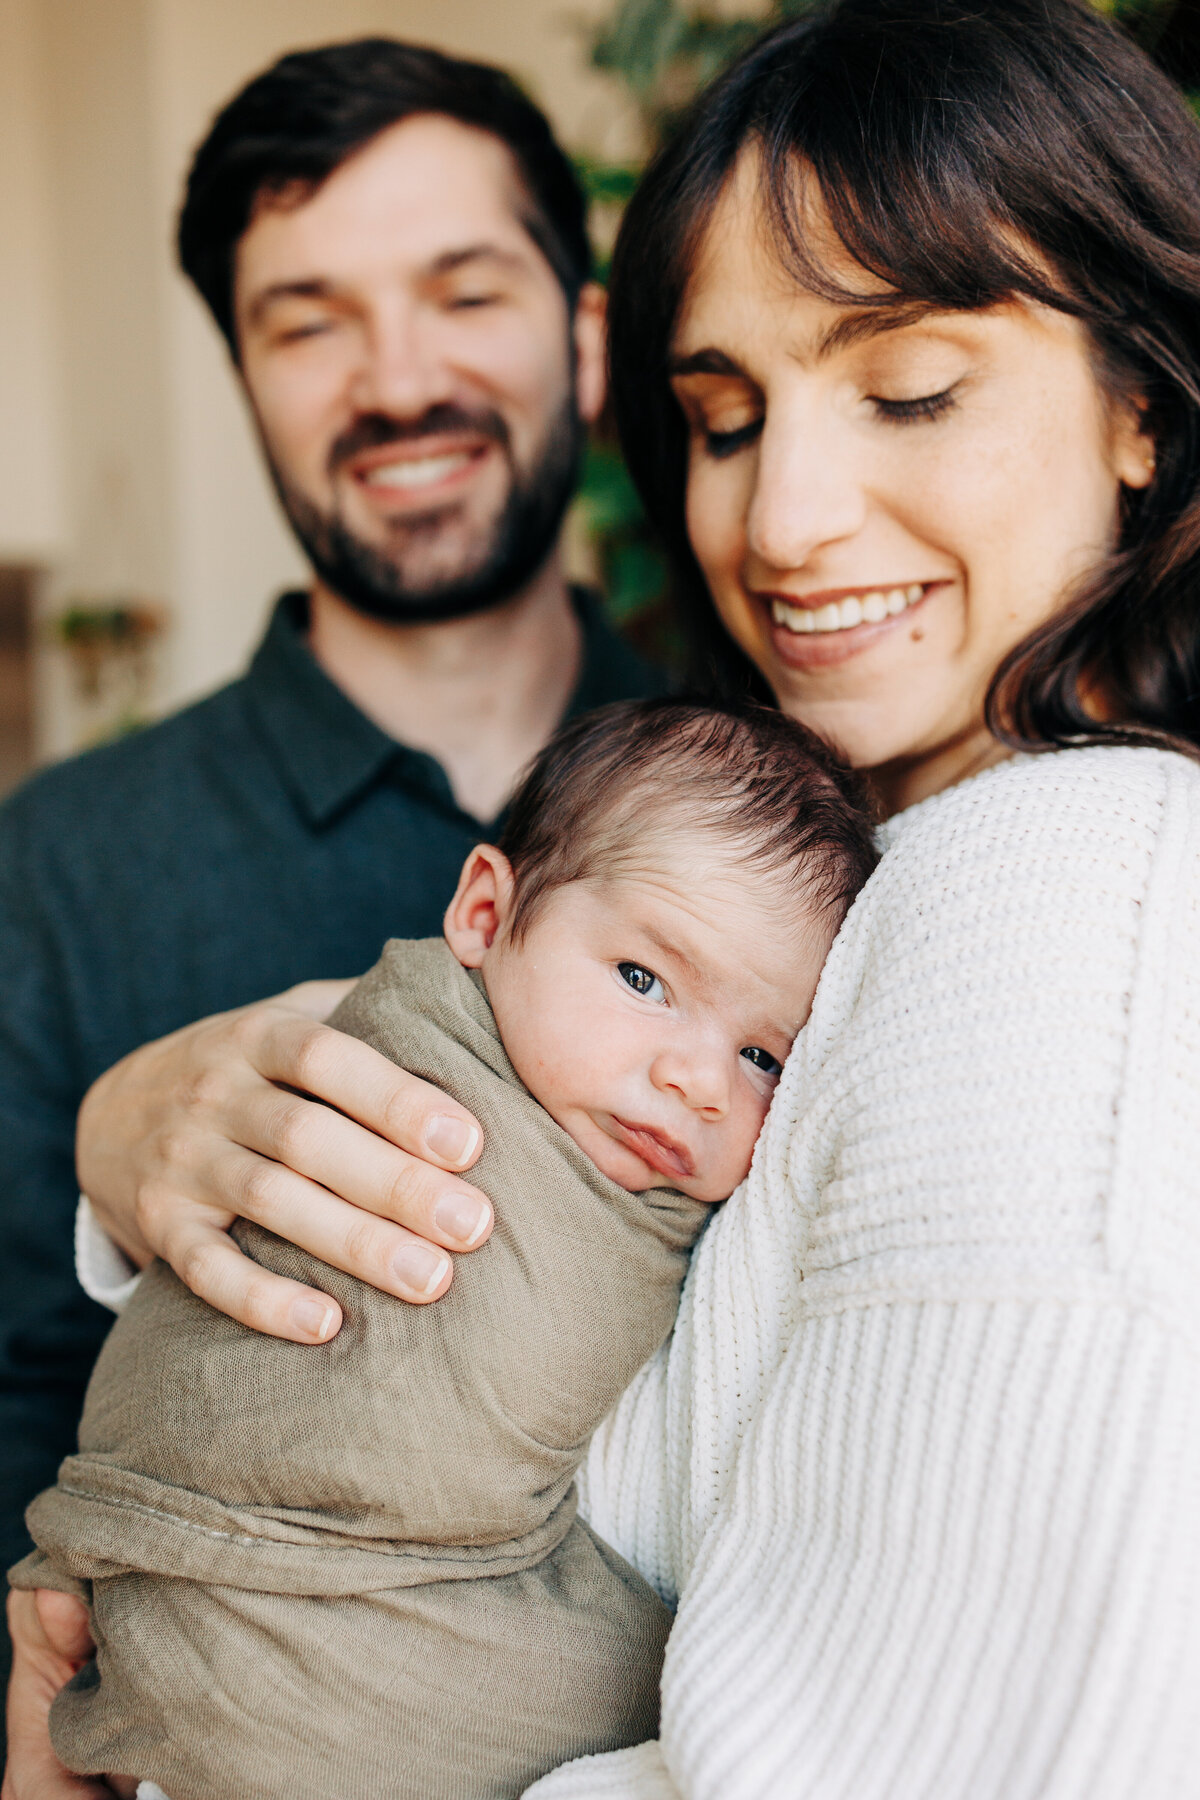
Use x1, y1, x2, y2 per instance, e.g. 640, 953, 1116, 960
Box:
764, 581, 941, 668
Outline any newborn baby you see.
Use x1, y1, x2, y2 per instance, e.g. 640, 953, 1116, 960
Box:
14, 699, 876, 1800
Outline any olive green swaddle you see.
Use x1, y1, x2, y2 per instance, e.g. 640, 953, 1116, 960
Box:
16, 939, 710, 1800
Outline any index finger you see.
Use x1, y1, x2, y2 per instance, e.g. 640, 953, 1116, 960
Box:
253, 1014, 483, 1173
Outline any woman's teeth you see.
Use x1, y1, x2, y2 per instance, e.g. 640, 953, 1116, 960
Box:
363, 452, 472, 490
771, 584, 925, 634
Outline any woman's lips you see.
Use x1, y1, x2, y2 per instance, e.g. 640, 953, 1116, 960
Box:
610, 1117, 695, 1181
762, 581, 940, 669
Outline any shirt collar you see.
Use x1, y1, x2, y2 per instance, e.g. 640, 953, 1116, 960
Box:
244, 587, 663, 832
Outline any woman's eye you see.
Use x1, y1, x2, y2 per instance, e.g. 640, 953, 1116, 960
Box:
740, 1045, 783, 1077
618, 962, 666, 1003
871, 385, 959, 425
448, 292, 501, 311
702, 418, 762, 459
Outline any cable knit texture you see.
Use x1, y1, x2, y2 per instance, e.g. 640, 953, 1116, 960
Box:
529, 746, 1200, 1800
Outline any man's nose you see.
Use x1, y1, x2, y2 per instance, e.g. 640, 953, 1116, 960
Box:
650, 1043, 731, 1118
744, 402, 868, 574
349, 303, 458, 419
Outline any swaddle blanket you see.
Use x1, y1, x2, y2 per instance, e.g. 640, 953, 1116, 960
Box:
15, 938, 709, 1800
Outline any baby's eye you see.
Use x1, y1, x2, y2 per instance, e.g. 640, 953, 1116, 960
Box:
740, 1045, 783, 1077
618, 962, 666, 1003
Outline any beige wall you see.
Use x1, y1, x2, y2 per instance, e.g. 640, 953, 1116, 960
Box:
1, 0, 631, 757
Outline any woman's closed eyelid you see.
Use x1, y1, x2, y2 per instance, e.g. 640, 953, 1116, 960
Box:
868, 381, 962, 424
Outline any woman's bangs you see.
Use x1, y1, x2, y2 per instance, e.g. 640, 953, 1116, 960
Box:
755, 127, 1071, 320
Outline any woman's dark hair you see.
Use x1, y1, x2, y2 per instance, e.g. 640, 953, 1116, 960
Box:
608, 0, 1200, 757
178, 39, 591, 362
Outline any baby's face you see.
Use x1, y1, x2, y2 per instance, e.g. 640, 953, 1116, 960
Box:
474, 854, 833, 1203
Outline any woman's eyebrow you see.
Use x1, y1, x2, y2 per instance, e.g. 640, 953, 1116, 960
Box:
669, 303, 948, 378
814, 300, 948, 360
667, 347, 745, 380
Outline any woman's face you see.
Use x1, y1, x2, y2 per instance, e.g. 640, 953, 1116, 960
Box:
670, 154, 1154, 810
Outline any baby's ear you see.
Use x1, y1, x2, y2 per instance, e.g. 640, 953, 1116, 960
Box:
443, 845, 517, 968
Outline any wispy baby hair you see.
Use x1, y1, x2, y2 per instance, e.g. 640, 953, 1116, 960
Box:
498, 698, 878, 942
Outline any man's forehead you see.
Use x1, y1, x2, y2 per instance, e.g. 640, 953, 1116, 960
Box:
235, 113, 545, 297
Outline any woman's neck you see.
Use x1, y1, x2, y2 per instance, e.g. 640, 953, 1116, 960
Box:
868, 726, 1012, 819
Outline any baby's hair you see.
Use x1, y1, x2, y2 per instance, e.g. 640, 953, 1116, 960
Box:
498, 698, 878, 943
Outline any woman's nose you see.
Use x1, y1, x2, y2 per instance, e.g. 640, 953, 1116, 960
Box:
744, 407, 868, 573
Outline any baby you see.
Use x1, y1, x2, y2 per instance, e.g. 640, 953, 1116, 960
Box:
13, 698, 876, 1800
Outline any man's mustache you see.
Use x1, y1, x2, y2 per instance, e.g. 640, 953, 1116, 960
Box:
328, 405, 510, 477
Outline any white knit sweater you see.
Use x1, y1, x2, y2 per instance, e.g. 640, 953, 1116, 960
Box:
529, 746, 1200, 1800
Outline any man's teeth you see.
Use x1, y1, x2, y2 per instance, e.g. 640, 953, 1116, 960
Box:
362, 452, 472, 490
771, 584, 925, 634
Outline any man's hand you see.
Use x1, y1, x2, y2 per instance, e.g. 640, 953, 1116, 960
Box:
2, 1588, 110, 1798
76, 980, 492, 1342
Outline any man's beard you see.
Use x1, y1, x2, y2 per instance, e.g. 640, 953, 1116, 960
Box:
264, 396, 583, 627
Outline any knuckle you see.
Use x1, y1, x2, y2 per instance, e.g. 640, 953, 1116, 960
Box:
267, 1095, 315, 1164
175, 1236, 222, 1296
382, 1159, 433, 1220
341, 1213, 390, 1272
238, 1157, 286, 1221
178, 1063, 230, 1118
380, 1084, 421, 1144
152, 1125, 201, 1176
288, 1023, 335, 1092
227, 1006, 269, 1054
237, 1270, 286, 1331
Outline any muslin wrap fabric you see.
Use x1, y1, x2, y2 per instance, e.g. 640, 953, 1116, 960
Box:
14, 938, 710, 1800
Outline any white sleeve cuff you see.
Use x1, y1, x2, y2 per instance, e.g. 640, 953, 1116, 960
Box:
75, 1194, 143, 1313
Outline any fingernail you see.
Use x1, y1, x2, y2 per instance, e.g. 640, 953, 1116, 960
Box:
392, 1241, 452, 1298
433, 1193, 492, 1247
293, 1298, 337, 1341
424, 1114, 480, 1168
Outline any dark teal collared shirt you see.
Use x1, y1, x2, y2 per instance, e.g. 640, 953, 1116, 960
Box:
0, 590, 665, 1584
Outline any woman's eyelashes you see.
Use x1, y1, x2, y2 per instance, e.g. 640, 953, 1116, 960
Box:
871, 383, 960, 425
702, 418, 763, 459
617, 961, 667, 1003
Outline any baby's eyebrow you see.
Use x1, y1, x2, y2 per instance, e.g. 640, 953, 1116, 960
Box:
639, 926, 712, 993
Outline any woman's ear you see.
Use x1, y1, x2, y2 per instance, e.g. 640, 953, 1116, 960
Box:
443, 845, 517, 968
1112, 395, 1157, 491
573, 282, 608, 426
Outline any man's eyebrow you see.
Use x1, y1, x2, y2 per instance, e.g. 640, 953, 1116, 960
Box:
244, 245, 528, 327
427, 243, 528, 277
245, 278, 339, 326
668, 301, 946, 379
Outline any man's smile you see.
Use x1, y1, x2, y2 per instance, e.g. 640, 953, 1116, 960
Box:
347, 437, 494, 510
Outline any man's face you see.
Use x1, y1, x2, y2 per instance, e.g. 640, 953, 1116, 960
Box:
233, 115, 605, 623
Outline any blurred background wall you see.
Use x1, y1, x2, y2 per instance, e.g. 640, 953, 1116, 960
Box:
0, 0, 645, 781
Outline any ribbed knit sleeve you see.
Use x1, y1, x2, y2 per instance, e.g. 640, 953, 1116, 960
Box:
550, 748, 1200, 1799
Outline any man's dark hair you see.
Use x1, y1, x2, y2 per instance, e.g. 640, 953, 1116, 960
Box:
498, 698, 878, 943
178, 38, 592, 361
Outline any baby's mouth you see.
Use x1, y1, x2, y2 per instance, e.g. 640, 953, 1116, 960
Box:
609, 1117, 695, 1181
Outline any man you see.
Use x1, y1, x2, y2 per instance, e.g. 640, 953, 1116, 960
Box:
0, 35, 664, 1706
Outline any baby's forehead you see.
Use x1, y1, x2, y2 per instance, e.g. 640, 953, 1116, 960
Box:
589, 851, 831, 999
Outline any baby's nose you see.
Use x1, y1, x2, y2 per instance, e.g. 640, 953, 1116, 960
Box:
652, 1045, 730, 1115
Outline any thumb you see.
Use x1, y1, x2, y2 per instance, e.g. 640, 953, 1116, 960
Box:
34, 1590, 94, 1665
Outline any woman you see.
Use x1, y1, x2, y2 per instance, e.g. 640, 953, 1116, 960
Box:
10, 0, 1200, 1793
